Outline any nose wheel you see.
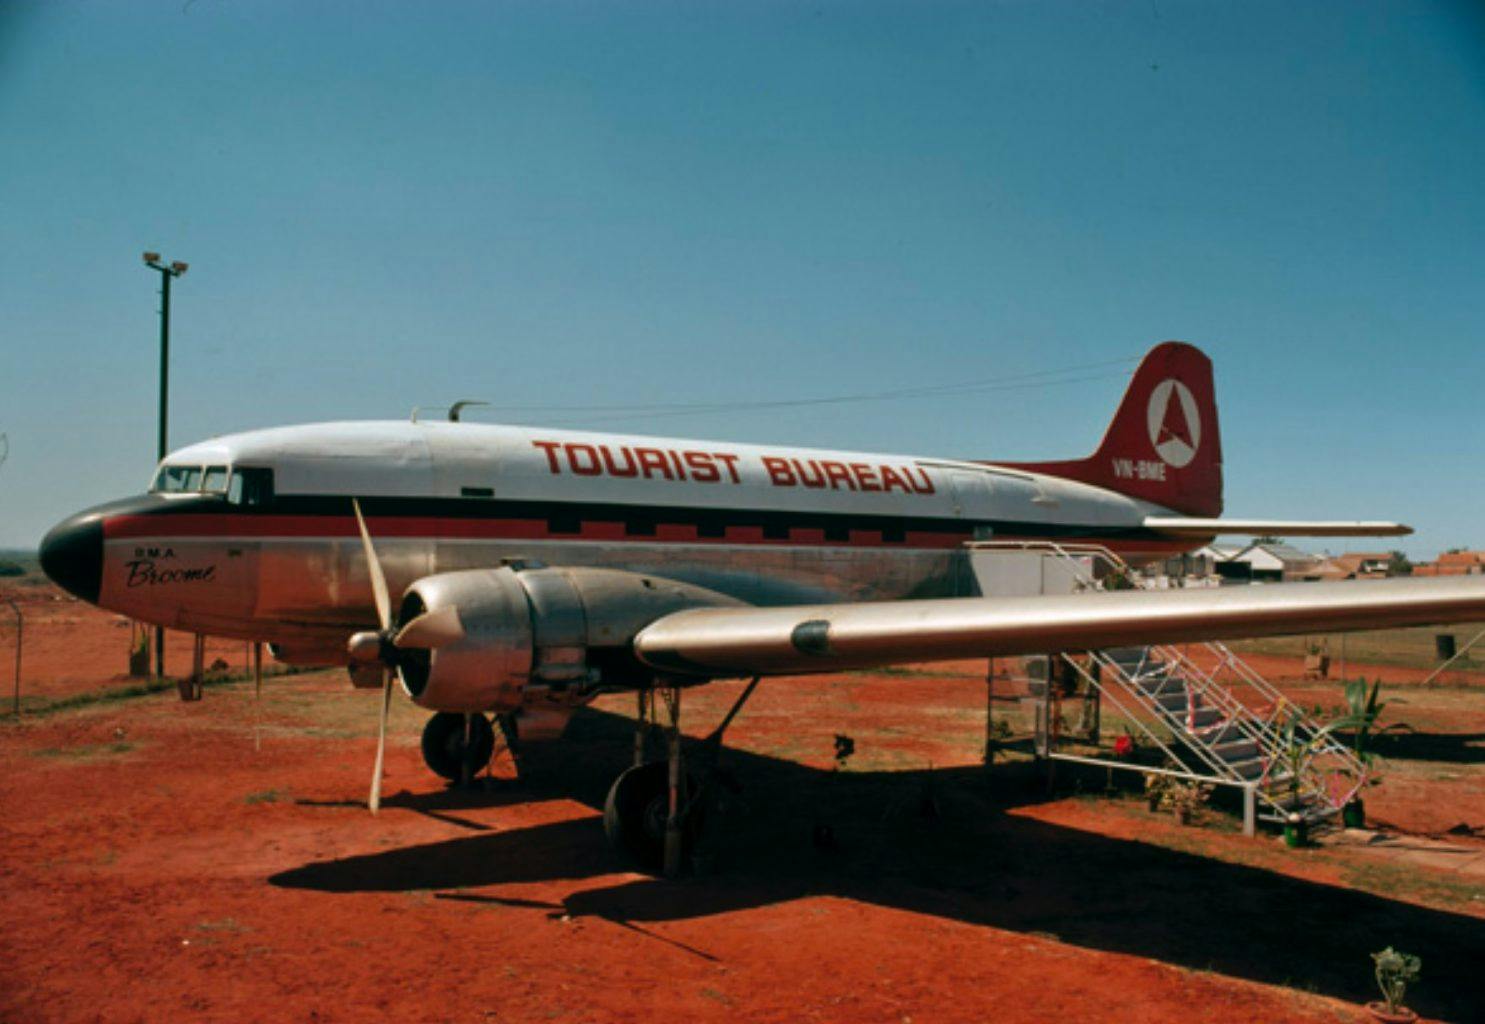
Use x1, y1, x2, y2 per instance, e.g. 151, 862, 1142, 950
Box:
420, 711, 495, 782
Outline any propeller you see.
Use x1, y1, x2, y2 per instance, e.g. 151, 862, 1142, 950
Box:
351, 498, 395, 815
347, 499, 466, 815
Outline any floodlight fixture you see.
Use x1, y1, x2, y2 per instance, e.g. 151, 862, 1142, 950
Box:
143, 251, 161, 264
171, 261, 188, 275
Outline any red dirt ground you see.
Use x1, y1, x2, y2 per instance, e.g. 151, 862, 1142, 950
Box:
0, 581, 255, 701
2, 585, 1482, 1023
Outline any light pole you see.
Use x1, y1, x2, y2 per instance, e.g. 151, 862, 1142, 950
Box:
142, 252, 188, 679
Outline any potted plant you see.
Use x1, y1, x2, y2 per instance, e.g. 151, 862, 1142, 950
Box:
1274, 713, 1320, 846
1366, 946, 1420, 1023
1340, 679, 1409, 828
1143, 773, 1172, 813
1272, 706, 1371, 845
1282, 811, 1307, 849
1167, 780, 1213, 826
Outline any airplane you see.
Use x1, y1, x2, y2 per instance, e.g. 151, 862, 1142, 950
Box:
39, 341, 1485, 872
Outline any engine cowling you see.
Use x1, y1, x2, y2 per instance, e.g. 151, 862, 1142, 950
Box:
391, 566, 741, 713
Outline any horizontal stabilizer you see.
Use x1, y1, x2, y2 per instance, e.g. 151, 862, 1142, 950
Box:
634, 575, 1485, 678
1144, 517, 1411, 538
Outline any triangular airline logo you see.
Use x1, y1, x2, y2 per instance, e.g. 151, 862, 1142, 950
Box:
1145, 379, 1201, 469
1157, 386, 1194, 449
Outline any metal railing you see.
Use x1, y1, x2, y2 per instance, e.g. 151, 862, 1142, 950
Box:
967, 540, 1365, 823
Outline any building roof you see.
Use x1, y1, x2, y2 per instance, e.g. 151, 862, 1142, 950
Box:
1437, 551, 1485, 567
1260, 543, 1322, 565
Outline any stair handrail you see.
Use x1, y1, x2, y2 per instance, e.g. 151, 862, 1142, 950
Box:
971, 539, 1366, 819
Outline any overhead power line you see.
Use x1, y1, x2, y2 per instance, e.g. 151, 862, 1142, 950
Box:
482, 355, 1139, 427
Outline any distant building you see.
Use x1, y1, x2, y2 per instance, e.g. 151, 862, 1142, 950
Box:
1197, 542, 1323, 583
1412, 550, 1485, 577
1311, 551, 1405, 580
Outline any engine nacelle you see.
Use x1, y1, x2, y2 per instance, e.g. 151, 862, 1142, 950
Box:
393, 567, 741, 713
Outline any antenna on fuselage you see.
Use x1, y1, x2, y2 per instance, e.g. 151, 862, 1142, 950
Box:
448, 401, 488, 422
408, 401, 489, 424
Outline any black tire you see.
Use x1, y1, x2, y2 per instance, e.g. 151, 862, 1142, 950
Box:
603, 761, 701, 872
420, 712, 495, 781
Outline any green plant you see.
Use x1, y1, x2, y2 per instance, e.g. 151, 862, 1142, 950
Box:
1370, 946, 1420, 1014
1143, 773, 1172, 811
1166, 780, 1213, 823
1274, 703, 1373, 804
1343, 678, 1410, 774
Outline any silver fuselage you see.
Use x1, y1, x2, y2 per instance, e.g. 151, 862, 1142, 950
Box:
45, 420, 1194, 663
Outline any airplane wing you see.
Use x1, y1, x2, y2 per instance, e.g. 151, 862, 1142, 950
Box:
633, 575, 1485, 678
1143, 517, 1411, 537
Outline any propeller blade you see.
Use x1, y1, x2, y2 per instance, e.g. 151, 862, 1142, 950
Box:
392, 606, 465, 650
351, 498, 392, 632
368, 671, 392, 815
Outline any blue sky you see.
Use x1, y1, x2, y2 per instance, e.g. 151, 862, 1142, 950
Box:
1, 1, 1481, 556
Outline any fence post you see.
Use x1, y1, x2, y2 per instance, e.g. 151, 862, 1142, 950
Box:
6, 599, 21, 717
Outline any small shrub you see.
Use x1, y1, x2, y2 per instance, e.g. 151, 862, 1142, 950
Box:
1371, 946, 1420, 1015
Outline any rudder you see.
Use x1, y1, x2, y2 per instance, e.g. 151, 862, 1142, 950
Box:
1005, 341, 1223, 516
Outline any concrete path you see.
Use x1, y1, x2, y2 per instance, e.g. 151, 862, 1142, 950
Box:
1322, 828, 1485, 878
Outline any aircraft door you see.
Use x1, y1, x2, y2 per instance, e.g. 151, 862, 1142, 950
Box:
948, 471, 994, 541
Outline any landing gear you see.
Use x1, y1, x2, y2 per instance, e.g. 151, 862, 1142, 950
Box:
420, 711, 495, 782
603, 760, 702, 872
604, 677, 760, 877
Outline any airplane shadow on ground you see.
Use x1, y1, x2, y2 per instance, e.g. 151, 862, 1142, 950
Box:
271, 708, 1485, 1020
1371, 729, 1485, 766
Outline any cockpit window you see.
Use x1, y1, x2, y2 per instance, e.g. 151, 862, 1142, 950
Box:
149, 462, 274, 504
152, 465, 204, 493
228, 467, 274, 506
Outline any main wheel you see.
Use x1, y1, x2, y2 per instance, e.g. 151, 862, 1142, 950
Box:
603, 761, 702, 872
420, 712, 495, 781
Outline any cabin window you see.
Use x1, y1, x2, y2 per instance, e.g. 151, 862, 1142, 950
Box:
762, 523, 789, 541
697, 522, 725, 539
228, 468, 275, 507
824, 524, 849, 543
202, 466, 229, 494
625, 519, 657, 537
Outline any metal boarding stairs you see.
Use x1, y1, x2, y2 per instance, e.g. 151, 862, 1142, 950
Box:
967, 540, 1366, 830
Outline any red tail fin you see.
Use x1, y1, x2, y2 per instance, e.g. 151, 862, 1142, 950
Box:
1005, 341, 1223, 516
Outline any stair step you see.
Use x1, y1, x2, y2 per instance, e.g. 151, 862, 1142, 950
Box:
1135, 678, 1184, 699
1187, 709, 1222, 729
1212, 740, 1260, 761
1205, 725, 1256, 747
1227, 757, 1267, 780
1266, 792, 1324, 813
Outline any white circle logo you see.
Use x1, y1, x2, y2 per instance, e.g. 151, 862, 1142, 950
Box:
1146, 379, 1200, 468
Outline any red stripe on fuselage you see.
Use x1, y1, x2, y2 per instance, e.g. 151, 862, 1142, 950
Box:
100, 511, 1200, 556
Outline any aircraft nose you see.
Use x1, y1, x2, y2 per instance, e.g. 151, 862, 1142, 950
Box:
40, 510, 103, 604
